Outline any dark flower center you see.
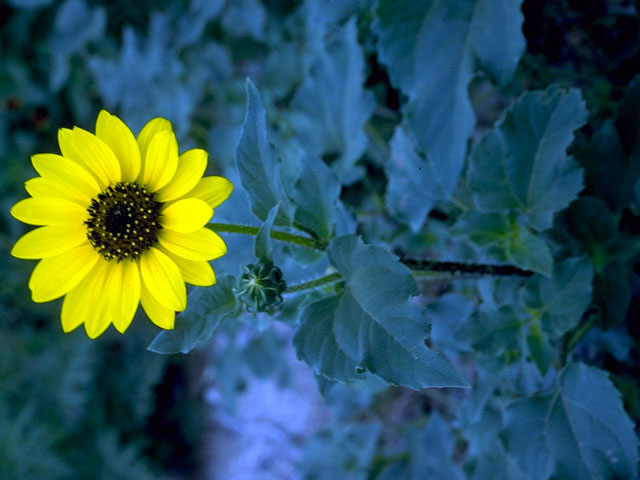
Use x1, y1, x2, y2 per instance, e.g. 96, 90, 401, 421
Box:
85, 182, 162, 261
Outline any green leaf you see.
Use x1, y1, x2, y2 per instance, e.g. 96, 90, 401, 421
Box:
148, 275, 237, 354
471, 444, 524, 480
294, 296, 365, 383
524, 257, 593, 338
428, 292, 476, 354
291, 152, 341, 241
336, 292, 466, 388
562, 197, 620, 261
468, 0, 526, 85
453, 212, 553, 275
297, 235, 468, 389
452, 211, 509, 247
385, 125, 443, 231
291, 17, 375, 184
467, 305, 521, 355
254, 203, 279, 262
503, 363, 640, 479
526, 320, 553, 376
299, 422, 381, 480
375, 0, 524, 200
220, 0, 265, 40
409, 413, 466, 480
0, 404, 72, 480
459, 355, 505, 423
50, 0, 106, 90
593, 261, 632, 328
468, 86, 588, 231
561, 197, 637, 269
327, 235, 413, 287
235, 78, 295, 226
505, 225, 553, 276
243, 329, 284, 379
559, 198, 634, 326
579, 119, 639, 210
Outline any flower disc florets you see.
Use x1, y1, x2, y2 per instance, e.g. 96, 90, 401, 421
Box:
236, 261, 287, 313
86, 182, 162, 261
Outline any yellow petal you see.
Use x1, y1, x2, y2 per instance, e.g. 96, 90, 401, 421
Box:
137, 117, 173, 162
158, 227, 227, 261
25, 177, 93, 206
24, 178, 57, 198
105, 259, 140, 334
139, 130, 178, 192
29, 244, 99, 302
82, 260, 113, 339
162, 248, 216, 286
185, 176, 233, 208
60, 259, 109, 335
58, 127, 121, 189
140, 279, 175, 330
161, 198, 213, 233
156, 149, 208, 202
12, 225, 88, 259
11, 197, 88, 225
95, 110, 141, 182
139, 247, 186, 311
31, 153, 100, 204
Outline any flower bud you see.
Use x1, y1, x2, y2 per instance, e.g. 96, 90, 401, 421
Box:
235, 261, 287, 313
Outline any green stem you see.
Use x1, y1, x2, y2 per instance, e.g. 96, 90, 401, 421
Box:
209, 223, 534, 278
285, 272, 343, 294
208, 223, 328, 251
401, 258, 533, 277
562, 308, 599, 362
412, 271, 494, 281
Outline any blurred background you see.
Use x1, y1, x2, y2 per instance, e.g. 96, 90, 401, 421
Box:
1, 0, 639, 479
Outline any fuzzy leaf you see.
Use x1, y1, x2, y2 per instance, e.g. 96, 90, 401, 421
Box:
468, 86, 587, 231
524, 257, 594, 338
503, 363, 639, 479
294, 296, 365, 383
88, 14, 196, 136
235, 78, 295, 226
505, 226, 554, 276
50, 0, 106, 90
526, 320, 554, 375
454, 212, 554, 276
299, 422, 381, 479
291, 17, 375, 184
291, 152, 341, 240
375, 0, 524, 201
254, 203, 279, 262
148, 275, 237, 354
409, 413, 466, 480
385, 125, 443, 231
295, 235, 468, 389
467, 305, 521, 355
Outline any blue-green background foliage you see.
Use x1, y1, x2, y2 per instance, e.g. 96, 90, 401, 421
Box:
2, 0, 640, 478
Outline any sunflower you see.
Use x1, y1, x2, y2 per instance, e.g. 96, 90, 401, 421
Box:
10, 110, 232, 338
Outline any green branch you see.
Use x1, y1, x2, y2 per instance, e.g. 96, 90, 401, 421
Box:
209, 223, 534, 278
285, 272, 343, 293
208, 222, 328, 251
400, 258, 533, 277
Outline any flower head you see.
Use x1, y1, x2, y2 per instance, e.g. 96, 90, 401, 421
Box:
10, 110, 233, 338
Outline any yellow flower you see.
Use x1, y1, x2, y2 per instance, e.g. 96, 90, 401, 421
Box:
10, 110, 233, 338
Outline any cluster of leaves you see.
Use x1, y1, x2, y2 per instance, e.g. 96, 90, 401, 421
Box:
2, 0, 640, 479
148, 1, 640, 479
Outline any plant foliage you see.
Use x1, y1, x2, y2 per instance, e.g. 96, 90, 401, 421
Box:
2, 0, 639, 478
